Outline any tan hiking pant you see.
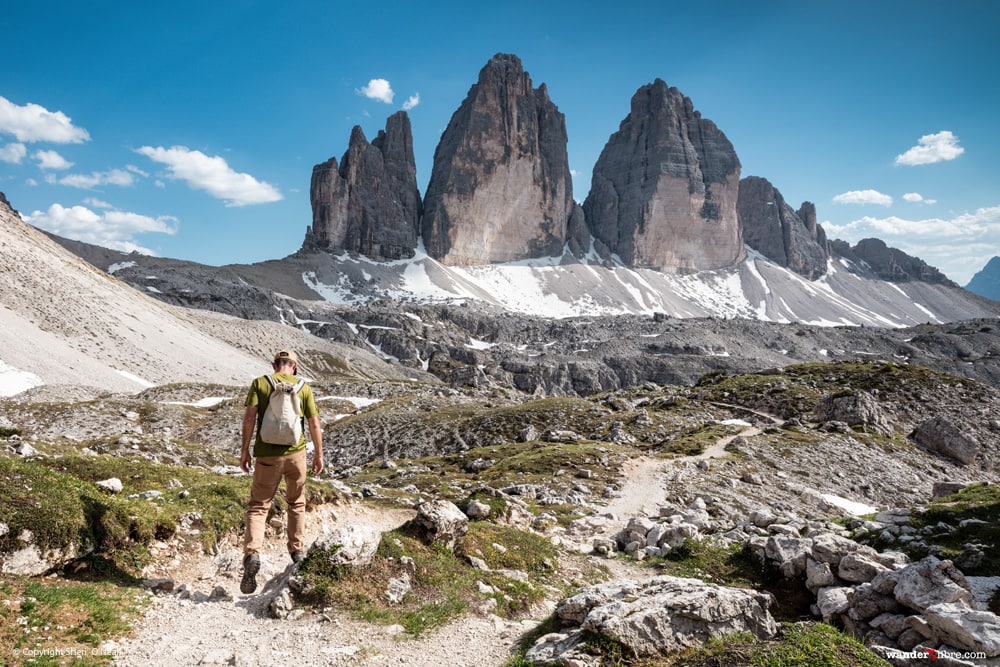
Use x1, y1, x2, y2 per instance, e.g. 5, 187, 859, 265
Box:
244, 449, 307, 556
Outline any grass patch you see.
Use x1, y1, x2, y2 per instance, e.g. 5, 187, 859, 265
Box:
295, 521, 557, 636
0, 578, 146, 666
650, 538, 772, 589
0, 452, 343, 576
664, 622, 891, 667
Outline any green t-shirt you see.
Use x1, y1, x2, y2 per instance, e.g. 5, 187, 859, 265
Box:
244, 373, 320, 457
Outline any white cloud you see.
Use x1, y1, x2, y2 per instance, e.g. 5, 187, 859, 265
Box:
0, 96, 90, 143
22, 202, 177, 255
33, 149, 73, 170
402, 93, 420, 111
903, 192, 936, 205
135, 145, 282, 206
0, 142, 26, 164
359, 78, 394, 104
895, 130, 964, 166
824, 205, 1000, 284
832, 189, 893, 207
83, 197, 113, 209
56, 168, 136, 189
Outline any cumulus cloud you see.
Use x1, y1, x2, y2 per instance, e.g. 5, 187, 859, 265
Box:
824, 205, 1000, 284
55, 168, 136, 189
402, 93, 420, 111
33, 149, 73, 170
832, 189, 893, 207
903, 192, 937, 205
359, 78, 394, 104
895, 130, 964, 166
22, 203, 177, 255
0, 96, 90, 143
135, 145, 282, 206
0, 142, 26, 164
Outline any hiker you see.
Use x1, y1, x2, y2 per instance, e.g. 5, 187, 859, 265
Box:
239, 349, 323, 594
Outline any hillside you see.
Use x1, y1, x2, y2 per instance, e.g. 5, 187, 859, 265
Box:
0, 194, 436, 397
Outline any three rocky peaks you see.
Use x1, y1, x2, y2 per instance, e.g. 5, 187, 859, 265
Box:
304, 53, 943, 283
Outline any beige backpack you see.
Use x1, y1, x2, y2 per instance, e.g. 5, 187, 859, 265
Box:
259, 375, 306, 446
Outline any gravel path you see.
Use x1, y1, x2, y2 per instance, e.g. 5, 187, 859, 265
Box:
112, 503, 529, 666
112, 423, 764, 666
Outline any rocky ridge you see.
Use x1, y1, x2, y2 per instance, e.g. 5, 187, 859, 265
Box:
738, 175, 829, 279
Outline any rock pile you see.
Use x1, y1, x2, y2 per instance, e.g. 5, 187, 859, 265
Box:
555, 497, 1000, 663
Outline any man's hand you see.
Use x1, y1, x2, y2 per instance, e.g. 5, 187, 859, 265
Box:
240, 450, 253, 473
311, 453, 324, 476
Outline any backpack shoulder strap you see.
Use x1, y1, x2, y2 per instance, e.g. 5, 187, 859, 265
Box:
293, 379, 305, 393
264, 374, 278, 390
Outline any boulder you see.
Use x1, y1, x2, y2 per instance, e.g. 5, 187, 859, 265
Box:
547, 576, 777, 658
412, 499, 468, 551
311, 525, 382, 568
893, 557, 977, 612
838, 552, 890, 584
813, 391, 893, 437
912, 416, 980, 465
922, 602, 1000, 655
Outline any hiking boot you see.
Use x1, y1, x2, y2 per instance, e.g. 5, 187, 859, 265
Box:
291, 550, 307, 564
240, 553, 260, 594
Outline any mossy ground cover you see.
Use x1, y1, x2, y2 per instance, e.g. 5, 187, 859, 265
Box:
693, 361, 970, 421
0, 578, 146, 666
295, 521, 559, 636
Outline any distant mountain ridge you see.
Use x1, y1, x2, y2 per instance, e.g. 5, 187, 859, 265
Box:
966, 257, 1000, 301
304, 52, 966, 291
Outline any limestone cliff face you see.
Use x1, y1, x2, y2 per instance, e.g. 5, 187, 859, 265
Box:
583, 80, 744, 272
738, 176, 829, 279
306, 111, 422, 260
421, 53, 573, 265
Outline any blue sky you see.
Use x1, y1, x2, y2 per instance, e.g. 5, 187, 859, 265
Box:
1, 0, 997, 284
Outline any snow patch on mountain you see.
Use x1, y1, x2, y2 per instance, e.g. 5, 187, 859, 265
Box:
299, 246, 995, 327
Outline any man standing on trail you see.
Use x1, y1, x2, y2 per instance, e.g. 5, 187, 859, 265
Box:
239, 349, 324, 594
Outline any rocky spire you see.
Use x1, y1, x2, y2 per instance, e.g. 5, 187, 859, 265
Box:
305, 111, 422, 260
737, 176, 829, 279
421, 53, 574, 265
582, 80, 744, 272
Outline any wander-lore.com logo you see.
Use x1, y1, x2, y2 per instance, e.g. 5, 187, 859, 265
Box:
886, 647, 987, 661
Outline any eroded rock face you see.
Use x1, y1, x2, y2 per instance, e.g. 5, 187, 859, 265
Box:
421, 53, 573, 265
306, 111, 422, 260
583, 79, 744, 272
738, 176, 829, 279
